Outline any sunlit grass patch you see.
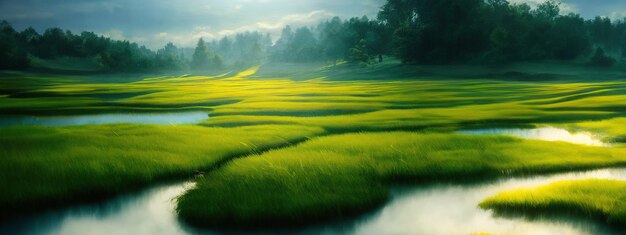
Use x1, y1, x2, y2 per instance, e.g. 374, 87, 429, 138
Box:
176, 132, 626, 227
0, 124, 324, 213
480, 179, 626, 226
563, 118, 626, 143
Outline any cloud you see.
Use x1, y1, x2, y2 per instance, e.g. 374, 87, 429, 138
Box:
608, 11, 626, 20
509, 0, 578, 14
101, 29, 125, 41
139, 10, 334, 49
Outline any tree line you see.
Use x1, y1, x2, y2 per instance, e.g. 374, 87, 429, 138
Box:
2, 0, 626, 72
377, 0, 623, 66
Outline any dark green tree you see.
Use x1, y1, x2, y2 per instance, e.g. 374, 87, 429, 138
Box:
0, 21, 29, 69
191, 38, 211, 70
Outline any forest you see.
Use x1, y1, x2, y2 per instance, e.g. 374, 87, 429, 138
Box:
1, 0, 626, 72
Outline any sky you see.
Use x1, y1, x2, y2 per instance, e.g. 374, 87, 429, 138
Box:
1, 0, 626, 49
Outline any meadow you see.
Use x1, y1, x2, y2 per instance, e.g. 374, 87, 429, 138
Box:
3, 62, 626, 230
0, 124, 323, 214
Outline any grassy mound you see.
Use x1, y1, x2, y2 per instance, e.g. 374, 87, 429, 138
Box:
176, 132, 626, 228
0, 124, 324, 214
480, 179, 626, 226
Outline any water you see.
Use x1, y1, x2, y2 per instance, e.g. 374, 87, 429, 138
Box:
341, 168, 626, 235
0, 182, 195, 235
0, 111, 209, 126
3, 169, 625, 235
1, 126, 621, 235
459, 126, 608, 146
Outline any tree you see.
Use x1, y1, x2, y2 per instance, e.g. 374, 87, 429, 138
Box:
371, 21, 392, 63
156, 42, 183, 70
550, 14, 590, 60
270, 26, 295, 61
80, 31, 108, 56
217, 37, 232, 59
191, 38, 211, 70
392, 23, 421, 63
319, 17, 346, 65
589, 17, 614, 49
247, 42, 265, 64
378, 0, 489, 63
589, 47, 615, 67
0, 20, 29, 69
349, 39, 370, 64
287, 27, 319, 62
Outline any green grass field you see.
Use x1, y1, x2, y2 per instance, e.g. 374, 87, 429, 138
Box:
0, 124, 323, 214
176, 132, 626, 227
4, 62, 626, 228
480, 179, 626, 226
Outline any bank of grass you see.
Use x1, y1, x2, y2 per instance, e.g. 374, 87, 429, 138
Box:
176, 132, 626, 228
203, 104, 612, 132
563, 117, 626, 143
479, 179, 626, 226
0, 124, 324, 214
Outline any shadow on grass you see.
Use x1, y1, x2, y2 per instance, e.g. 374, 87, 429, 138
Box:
486, 206, 626, 232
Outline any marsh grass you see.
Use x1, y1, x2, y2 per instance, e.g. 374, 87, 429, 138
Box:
4, 65, 626, 125
479, 179, 626, 226
562, 117, 626, 143
0, 124, 324, 215
6, 64, 626, 228
176, 132, 626, 228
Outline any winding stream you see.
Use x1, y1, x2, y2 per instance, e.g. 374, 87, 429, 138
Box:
1, 127, 622, 235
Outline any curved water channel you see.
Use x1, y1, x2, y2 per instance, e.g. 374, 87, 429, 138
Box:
1, 125, 623, 235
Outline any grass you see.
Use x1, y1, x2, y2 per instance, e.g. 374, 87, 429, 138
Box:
561, 117, 626, 143
479, 179, 626, 226
0, 124, 324, 214
5, 62, 626, 229
3, 64, 626, 124
176, 132, 626, 228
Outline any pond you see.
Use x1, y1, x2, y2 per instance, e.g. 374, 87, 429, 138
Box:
459, 126, 608, 146
0, 111, 209, 126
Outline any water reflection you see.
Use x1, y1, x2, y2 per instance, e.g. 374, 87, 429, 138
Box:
0, 111, 208, 127
459, 127, 608, 146
2, 169, 625, 235
0, 125, 622, 235
345, 168, 626, 235
0, 182, 195, 235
